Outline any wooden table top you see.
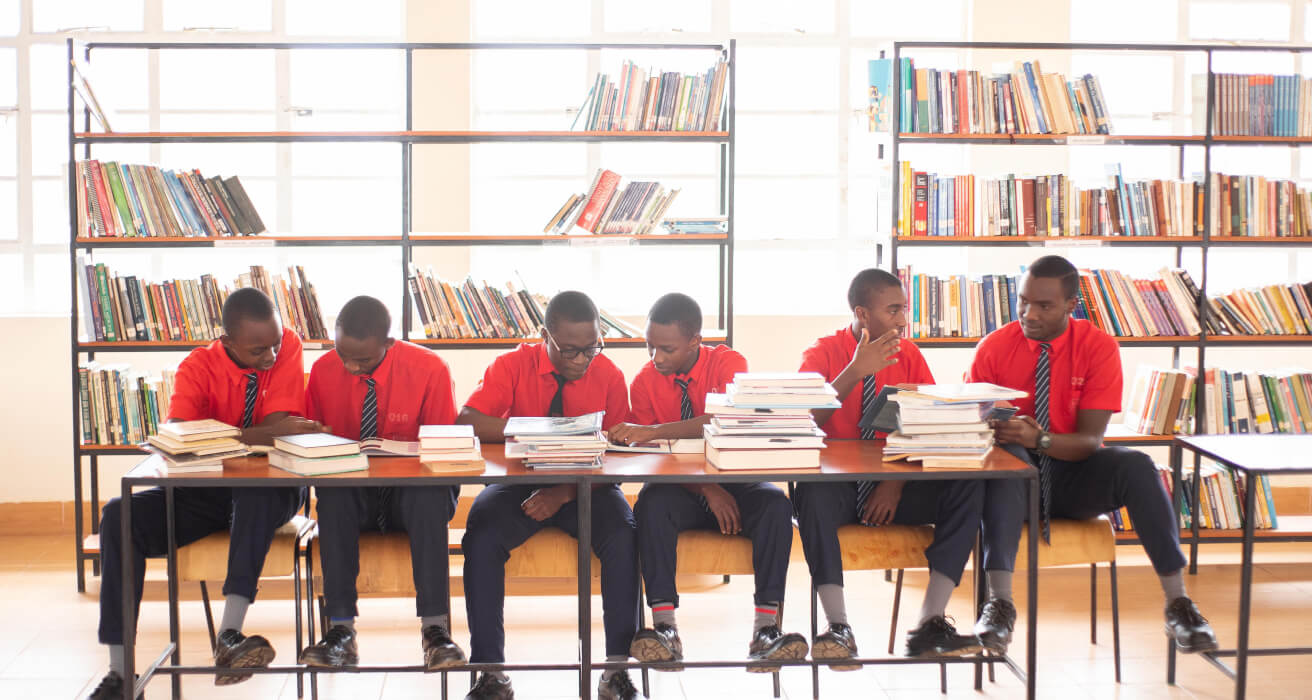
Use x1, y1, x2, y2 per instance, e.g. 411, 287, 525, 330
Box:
1176, 434, 1312, 475
123, 439, 1034, 487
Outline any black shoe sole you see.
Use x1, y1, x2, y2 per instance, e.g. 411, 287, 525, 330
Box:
904, 641, 984, 659
811, 638, 862, 671
748, 637, 809, 673
425, 648, 468, 672
630, 637, 683, 671
299, 651, 360, 668
976, 632, 1011, 655
1168, 631, 1220, 654
215, 644, 276, 686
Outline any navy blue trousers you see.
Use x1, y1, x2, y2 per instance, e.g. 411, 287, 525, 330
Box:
462, 483, 639, 662
634, 482, 792, 607
315, 485, 460, 619
793, 479, 984, 587
986, 443, 1186, 575
98, 486, 303, 644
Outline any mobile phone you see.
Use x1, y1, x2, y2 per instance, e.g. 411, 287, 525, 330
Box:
985, 406, 1019, 422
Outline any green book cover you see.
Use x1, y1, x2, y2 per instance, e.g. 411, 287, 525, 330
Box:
94, 263, 118, 342
103, 162, 137, 237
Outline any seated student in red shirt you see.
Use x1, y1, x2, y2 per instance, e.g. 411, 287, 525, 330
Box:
457, 291, 638, 700
792, 269, 987, 667
610, 292, 808, 671
297, 296, 466, 671
91, 288, 323, 700
967, 255, 1216, 656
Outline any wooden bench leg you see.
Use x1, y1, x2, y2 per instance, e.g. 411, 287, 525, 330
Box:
1110, 561, 1122, 684
887, 569, 904, 655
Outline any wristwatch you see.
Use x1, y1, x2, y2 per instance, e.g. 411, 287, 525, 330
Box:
1036, 430, 1053, 452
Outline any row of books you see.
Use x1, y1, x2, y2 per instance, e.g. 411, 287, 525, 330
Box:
572, 58, 729, 133
897, 269, 1021, 339
544, 169, 681, 235
896, 162, 1201, 238
78, 364, 175, 446
1209, 173, 1312, 238
1073, 267, 1205, 338
1110, 463, 1275, 532
1209, 73, 1312, 138
406, 266, 643, 341
893, 58, 1112, 135
1122, 367, 1312, 437
1209, 282, 1312, 336
77, 258, 328, 343
76, 160, 266, 239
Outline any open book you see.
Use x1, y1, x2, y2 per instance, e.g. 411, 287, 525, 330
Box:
606, 438, 704, 454
360, 437, 420, 456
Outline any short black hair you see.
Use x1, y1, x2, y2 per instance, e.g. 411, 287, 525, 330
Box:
1027, 255, 1080, 300
648, 292, 702, 339
336, 295, 391, 341
847, 268, 903, 310
221, 287, 277, 336
544, 290, 599, 331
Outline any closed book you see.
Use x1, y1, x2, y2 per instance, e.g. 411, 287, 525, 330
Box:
705, 444, 820, 470
733, 372, 826, 389
273, 433, 361, 459
419, 424, 476, 450
157, 419, 240, 442
268, 450, 369, 476
505, 412, 604, 437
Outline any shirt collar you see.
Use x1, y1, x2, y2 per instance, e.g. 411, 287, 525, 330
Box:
532, 342, 559, 377
1022, 319, 1073, 356
359, 343, 396, 385
670, 346, 705, 385
214, 340, 260, 380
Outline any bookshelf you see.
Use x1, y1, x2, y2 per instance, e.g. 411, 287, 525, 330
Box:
888, 40, 1312, 571
66, 38, 738, 591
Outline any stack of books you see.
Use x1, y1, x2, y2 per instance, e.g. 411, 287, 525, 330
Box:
702, 372, 838, 470
145, 419, 249, 472
75, 160, 266, 239
883, 384, 1026, 469
504, 412, 608, 470
269, 433, 368, 475
418, 425, 484, 472
76, 257, 327, 343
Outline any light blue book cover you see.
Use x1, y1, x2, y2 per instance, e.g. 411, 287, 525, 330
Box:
868, 58, 892, 132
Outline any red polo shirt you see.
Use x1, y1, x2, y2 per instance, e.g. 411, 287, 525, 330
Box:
799, 327, 935, 439
305, 340, 457, 442
168, 326, 305, 424
966, 319, 1122, 434
464, 342, 630, 430
629, 344, 747, 424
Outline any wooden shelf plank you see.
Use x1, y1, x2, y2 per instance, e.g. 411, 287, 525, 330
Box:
411, 335, 728, 349
911, 335, 1202, 346
1209, 236, 1312, 244
74, 130, 731, 143
80, 339, 334, 351
1116, 516, 1312, 541
894, 235, 1202, 245
898, 133, 1205, 145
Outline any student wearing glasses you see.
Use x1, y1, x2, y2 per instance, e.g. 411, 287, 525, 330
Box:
456, 291, 639, 700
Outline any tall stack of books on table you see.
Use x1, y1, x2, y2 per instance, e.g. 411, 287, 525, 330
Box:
702, 372, 838, 470
419, 425, 484, 472
269, 433, 368, 476
883, 384, 1027, 469
504, 412, 607, 470
145, 419, 249, 472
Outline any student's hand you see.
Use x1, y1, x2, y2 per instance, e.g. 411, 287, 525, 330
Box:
608, 423, 660, 445
241, 416, 327, 446
849, 328, 902, 377
860, 481, 904, 526
992, 415, 1042, 449
701, 484, 741, 535
521, 485, 573, 522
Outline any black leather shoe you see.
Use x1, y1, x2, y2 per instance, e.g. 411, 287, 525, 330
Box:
629, 623, 684, 667
598, 669, 638, 700
1166, 596, 1218, 653
747, 625, 809, 673
299, 625, 359, 667
88, 672, 141, 700
812, 622, 861, 671
422, 624, 466, 671
904, 616, 983, 658
465, 672, 514, 700
213, 629, 275, 685
974, 598, 1017, 654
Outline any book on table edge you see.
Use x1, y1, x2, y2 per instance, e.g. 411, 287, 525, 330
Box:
705, 444, 821, 470
273, 433, 360, 459
156, 419, 240, 441
504, 412, 604, 437
605, 438, 704, 454
267, 449, 369, 476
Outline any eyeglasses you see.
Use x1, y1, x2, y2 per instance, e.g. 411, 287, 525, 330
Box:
543, 327, 604, 360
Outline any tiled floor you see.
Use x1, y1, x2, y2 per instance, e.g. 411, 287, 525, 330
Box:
4, 534, 1311, 699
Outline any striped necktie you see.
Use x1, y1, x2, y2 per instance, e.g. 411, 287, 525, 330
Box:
548, 372, 567, 418
1034, 342, 1053, 543
240, 372, 258, 429
856, 375, 878, 509
674, 377, 695, 421
359, 378, 388, 530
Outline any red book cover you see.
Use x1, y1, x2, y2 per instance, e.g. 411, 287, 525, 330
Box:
575, 169, 621, 233
913, 171, 929, 235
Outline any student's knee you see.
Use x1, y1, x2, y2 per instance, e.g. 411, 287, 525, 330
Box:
313, 486, 351, 516
1115, 449, 1160, 489
792, 483, 840, 523
758, 488, 794, 528
100, 497, 122, 536
633, 484, 680, 527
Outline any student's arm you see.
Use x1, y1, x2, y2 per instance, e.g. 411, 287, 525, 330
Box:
810, 328, 902, 428
240, 332, 325, 445
610, 371, 710, 442
993, 409, 1111, 463
456, 406, 508, 444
